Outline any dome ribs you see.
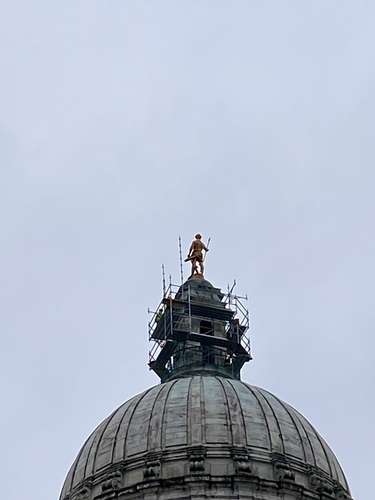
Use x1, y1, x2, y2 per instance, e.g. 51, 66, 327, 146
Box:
160, 378, 179, 450
202, 376, 230, 444
327, 439, 350, 490
255, 388, 305, 461
199, 375, 206, 444
319, 436, 347, 487
267, 391, 310, 464
110, 398, 136, 464
291, 408, 332, 476
60, 432, 91, 499
234, 381, 272, 450
215, 376, 235, 446
187, 376, 203, 446
112, 391, 147, 463
61, 376, 352, 498
146, 382, 173, 453
248, 385, 285, 454
80, 413, 113, 484
312, 430, 334, 479
185, 377, 194, 446
163, 378, 190, 448
219, 378, 247, 447
92, 400, 133, 473
75, 415, 111, 487
125, 385, 165, 457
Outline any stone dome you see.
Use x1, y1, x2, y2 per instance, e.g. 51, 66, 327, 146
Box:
60, 275, 353, 500
60, 375, 351, 500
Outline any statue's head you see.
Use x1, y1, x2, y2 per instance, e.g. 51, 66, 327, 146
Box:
195, 234, 202, 239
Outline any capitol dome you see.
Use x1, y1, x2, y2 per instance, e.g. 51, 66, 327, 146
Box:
60, 274, 353, 500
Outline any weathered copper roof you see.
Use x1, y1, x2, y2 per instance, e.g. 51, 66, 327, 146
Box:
60, 375, 350, 499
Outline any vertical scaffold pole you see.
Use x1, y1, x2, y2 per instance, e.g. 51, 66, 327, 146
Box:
178, 236, 184, 284
169, 274, 173, 340
162, 264, 166, 297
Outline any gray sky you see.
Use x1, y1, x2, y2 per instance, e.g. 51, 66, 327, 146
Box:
1, 2, 374, 499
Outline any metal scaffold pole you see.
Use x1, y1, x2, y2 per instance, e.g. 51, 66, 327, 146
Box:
178, 236, 184, 284
162, 264, 166, 297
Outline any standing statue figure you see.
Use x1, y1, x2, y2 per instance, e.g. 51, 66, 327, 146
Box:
185, 234, 209, 277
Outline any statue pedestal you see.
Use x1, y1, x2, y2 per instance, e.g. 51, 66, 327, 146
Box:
189, 273, 204, 279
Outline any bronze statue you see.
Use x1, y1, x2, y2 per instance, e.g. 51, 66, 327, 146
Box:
185, 234, 209, 277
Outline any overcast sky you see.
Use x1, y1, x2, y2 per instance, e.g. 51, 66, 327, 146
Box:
1, 2, 374, 499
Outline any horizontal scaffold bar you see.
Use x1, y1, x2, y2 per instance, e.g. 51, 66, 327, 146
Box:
152, 330, 251, 358
162, 297, 234, 321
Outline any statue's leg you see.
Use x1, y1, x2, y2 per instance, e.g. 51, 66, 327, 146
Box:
194, 259, 199, 274
191, 259, 197, 275
200, 261, 204, 275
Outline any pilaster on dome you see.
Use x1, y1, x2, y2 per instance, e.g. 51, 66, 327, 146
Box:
148, 273, 252, 383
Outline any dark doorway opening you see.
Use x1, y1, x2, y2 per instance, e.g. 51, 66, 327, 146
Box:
200, 320, 213, 335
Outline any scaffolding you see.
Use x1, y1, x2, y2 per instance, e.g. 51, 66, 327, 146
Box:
148, 280, 252, 381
